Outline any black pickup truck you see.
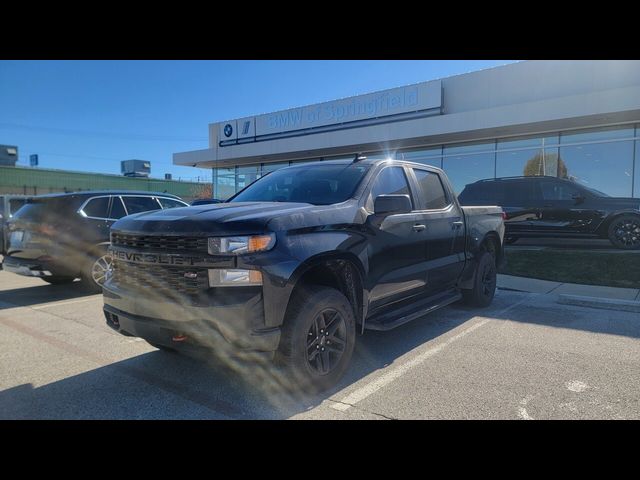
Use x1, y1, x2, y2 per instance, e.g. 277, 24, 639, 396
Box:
103, 159, 505, 391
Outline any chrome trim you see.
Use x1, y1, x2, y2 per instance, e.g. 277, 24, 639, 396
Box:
77, 195, 188, 221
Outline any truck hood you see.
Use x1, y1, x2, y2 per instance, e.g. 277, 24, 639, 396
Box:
111, 201, 362, 236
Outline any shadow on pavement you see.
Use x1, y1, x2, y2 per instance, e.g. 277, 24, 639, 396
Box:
1, 290, 638, 419
0, 280, 95, 310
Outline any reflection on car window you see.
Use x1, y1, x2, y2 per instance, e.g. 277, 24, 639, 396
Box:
230, 163, 370, 205
122, 196, 161, 214
369, 167, 412, 209
158, 198, 186, 209
110, 197, 127, 219
82, 197, 110, 218
412, 169, 448, 209
540, 181, 582, 201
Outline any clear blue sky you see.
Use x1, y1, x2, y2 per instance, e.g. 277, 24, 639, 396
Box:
0, 60, 517, 182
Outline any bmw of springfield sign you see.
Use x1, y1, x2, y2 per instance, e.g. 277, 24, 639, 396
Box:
218, 80, 442, 143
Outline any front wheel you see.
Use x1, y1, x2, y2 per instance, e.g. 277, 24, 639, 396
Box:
81, 252, 113, 293
461, 250, 497, 307
607, 214, 640, 250
276, 286, 356, 393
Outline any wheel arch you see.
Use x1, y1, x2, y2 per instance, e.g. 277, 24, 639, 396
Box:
286, 252, 366, 330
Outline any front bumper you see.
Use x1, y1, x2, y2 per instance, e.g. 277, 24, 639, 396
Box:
102, 281, 281, 358
2, 255, 74, 278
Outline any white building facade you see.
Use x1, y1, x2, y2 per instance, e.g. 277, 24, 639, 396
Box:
175, 60, 640, 199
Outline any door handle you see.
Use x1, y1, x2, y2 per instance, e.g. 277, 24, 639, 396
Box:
451, 221, 464, 229
412, 224, 426, 232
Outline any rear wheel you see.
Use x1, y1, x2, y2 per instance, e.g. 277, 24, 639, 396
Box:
607, 214, 640, 250
461, 250, 497, 307
276, 286, 355, 393
41, 276, 76, 285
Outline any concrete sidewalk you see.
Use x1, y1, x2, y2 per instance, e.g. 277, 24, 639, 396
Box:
498, 274, 640, 301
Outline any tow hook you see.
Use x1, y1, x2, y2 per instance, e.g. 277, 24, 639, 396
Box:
172, 334, 188, 342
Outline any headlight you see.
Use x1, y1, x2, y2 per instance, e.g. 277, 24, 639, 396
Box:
208, 269, 263, 287
208, 234, 275, 255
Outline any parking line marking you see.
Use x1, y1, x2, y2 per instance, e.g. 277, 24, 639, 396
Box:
331, 296, 533, 412
31, 297, 99, 310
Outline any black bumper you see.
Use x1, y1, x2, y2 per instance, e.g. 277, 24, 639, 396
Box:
102, 281, 281, 359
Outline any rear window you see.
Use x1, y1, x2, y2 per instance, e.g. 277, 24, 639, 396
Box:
81, 197, 110, 218
122, 196, 161, 214
158, 198, 187, 209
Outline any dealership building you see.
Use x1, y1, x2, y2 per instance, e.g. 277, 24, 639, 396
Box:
174, 60, 640, 200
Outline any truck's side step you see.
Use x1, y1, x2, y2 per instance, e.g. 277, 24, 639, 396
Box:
364, 289, 462, 331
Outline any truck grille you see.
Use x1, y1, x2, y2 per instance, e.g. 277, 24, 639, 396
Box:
111, 260, 208, 296
111, 233, 208, 252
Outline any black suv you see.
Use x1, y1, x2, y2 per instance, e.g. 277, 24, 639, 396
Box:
458, 176, 640, 249
3, 191, 188, 291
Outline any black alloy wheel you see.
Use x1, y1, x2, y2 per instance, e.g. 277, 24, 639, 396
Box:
608, 215, 640, 250
306, 308, 347, 375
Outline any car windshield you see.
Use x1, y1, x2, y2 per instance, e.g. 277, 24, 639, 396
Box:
229, 163, 371, 205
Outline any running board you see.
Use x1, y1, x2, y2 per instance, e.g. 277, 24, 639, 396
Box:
364, 290, 462, 331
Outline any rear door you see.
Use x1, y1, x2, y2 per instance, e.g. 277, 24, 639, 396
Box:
501, 180, 539, 235
409, 167, 465, 294
534, 179, 602, 233
78, 196, 112, 244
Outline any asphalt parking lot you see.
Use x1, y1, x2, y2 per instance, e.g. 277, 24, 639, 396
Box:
0, 270, 639, 420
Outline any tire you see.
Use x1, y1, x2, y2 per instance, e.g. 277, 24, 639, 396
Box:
461, 250, 497, 307
41, 276, 76, 285
275, 286, 356, 393
504, 236, 519, 245
607, 214, 640, 250
80, 251, 113, 293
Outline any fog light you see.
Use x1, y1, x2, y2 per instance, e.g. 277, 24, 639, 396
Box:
208, 268, 263, 287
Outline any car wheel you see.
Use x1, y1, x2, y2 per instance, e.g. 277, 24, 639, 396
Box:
504, 236, 519, 245
81, 252, 113, 292
41, 276, 76, 285
607, 214, 640, 250
276, 286, 356, 393
461, 250, 497, 307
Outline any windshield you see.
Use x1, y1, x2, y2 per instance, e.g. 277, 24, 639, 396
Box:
229, 163, 370, 205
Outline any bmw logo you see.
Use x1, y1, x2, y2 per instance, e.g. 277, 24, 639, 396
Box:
223, 124, 233, 138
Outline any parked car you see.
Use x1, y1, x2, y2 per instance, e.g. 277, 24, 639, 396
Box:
458, 176, 640, 249
3, 191, 188, 291
0, 195, 32, 255
191, 198, 223, 206
103, 159, 504, 391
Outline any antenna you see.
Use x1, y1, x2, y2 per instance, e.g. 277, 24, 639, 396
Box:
353, 153, 367, 163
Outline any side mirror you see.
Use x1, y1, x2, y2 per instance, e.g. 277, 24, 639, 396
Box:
374, 194, 412, 216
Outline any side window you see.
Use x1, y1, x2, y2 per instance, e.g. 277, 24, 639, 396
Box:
369, 167, 412, 210
122, 196, 162, 214
540, 181, 581, 201
109, 196, 127, 219
158, 198, 186, 209
81, 197, 110, 218
412, 169, 449, 210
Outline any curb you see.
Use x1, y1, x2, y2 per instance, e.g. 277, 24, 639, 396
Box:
557, 294, 640, 313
